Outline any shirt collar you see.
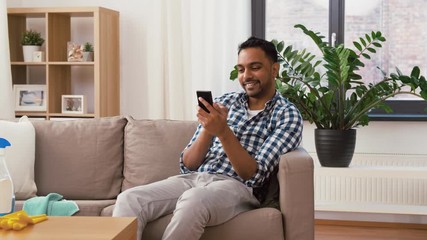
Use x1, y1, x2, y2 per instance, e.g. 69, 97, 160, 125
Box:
237, 91, 281, 111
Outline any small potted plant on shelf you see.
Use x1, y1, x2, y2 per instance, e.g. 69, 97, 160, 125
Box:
230, 24, 427, 167
82, 42, 94, 61
21, 29, 45, 62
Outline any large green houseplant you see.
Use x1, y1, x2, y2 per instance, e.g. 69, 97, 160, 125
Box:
231, 24, 427, 167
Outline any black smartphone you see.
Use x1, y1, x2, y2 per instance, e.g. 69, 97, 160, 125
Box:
196, 91, 213, 113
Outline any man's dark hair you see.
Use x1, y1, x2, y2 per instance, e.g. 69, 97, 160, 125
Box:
238, 36, 278, 63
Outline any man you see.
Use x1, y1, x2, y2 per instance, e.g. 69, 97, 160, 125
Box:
113, 36, 303, 240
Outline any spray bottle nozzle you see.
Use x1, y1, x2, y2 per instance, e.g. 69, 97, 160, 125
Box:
0, 138, 11, 149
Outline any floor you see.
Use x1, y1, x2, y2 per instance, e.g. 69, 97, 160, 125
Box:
315, 222, 427, 240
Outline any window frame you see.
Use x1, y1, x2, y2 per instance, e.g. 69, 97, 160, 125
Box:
255, 0, 427, 121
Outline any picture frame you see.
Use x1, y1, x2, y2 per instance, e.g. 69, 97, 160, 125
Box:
67, 42, 83, 62
14, 84, 47, 111
61, 95, 86, 114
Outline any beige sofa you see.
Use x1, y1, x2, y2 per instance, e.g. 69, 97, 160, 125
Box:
15, 116, 314, 240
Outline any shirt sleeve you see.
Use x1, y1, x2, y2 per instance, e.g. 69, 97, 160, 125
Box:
245, 104, 303, 188
179, 123, 203, 174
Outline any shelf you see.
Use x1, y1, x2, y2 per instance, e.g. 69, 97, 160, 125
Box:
48, 113, 95, 118
11, 62, 47, 65
48, 62, 94, 66
15, 111, 47, 117
11, 62, 94, 66
8, 7, 120, 120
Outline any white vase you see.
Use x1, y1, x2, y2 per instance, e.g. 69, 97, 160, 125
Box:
82, 52, 93, 62
22, 45, 41, 62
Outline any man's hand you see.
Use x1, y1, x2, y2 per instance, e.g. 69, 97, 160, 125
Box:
197, 97, 229, 138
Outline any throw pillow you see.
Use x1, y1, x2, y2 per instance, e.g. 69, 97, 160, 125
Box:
122, 116, 198, 191
31, 116, 127, 200
0, 116, 37, 199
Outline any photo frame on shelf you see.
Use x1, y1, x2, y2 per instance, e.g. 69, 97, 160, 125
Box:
61, 95, 86, 114
14, 84, 47, 111
67, 42, 83, 62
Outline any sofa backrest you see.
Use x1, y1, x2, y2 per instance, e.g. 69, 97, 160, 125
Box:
32, 116, 127, 200
122, 116, 198, 191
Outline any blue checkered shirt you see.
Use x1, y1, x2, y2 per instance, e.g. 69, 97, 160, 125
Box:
179, 91, 303, 191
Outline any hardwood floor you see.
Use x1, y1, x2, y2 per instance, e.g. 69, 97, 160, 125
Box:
315, 220, 427, 240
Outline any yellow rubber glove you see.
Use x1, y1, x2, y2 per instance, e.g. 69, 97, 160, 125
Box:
12, 221, 28, 230
0, 210, 47, 231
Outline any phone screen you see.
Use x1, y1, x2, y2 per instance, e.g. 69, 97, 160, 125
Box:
196, 91, 213, 113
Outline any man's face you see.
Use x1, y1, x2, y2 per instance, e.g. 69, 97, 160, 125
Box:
236, 47, 278, 99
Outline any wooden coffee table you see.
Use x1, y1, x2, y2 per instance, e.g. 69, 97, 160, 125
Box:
0, 216, 137, 240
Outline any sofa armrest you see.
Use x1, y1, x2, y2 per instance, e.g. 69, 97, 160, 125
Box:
278, 146, 314, 240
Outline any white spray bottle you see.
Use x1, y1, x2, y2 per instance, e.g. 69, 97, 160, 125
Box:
0, 138, 14, 216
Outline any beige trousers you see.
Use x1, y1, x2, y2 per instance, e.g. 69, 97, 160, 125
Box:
112, 172, 260, 240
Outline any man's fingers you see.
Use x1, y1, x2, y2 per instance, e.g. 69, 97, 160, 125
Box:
198, 97, 214, 113
214, 103, 228, 116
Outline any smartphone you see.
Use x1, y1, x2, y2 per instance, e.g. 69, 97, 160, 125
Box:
196, 91, 213, 113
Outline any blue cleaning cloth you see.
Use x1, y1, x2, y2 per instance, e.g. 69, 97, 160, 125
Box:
23, 193, 79, 216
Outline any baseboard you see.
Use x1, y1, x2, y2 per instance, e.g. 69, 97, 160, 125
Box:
315, 219, 427, 230
315, 210, 427, 225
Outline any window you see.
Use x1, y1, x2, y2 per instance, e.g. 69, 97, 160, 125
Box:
255, 0, 427, 120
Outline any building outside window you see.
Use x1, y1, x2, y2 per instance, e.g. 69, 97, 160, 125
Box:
263, 0, 427, 119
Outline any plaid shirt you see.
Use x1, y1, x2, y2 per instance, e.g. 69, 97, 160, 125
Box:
180, 91, 303, 191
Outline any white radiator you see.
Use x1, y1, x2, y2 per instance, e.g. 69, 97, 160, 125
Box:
312, 152, 427, 215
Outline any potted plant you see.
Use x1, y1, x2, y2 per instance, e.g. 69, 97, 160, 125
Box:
82, 42, 94, 61
230, 24, 427, 167
21, 29, 45, 62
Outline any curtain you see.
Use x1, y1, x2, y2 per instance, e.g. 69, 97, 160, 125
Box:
0, 0, 14, 120
144, 0, 251, 120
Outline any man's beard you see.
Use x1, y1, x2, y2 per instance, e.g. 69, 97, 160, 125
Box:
243, 79, 262, 97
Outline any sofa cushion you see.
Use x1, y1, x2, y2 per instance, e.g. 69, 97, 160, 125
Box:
0, 116, 37, 199
142, 208, 284, 240
100, 204, 115, 216
73, 200, 117, 216
122, 117, 198, 191
32, 116, 127, 200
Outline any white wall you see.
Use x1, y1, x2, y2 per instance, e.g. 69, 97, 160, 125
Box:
6, 0, 427, 156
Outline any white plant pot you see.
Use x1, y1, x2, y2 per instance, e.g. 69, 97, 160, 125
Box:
22, 45, 41, 62
82, 52, 94, 62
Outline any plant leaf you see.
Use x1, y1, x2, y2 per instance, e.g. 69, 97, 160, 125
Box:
411, 66, 420, 79
353, 41, 362, 51
367, 48, 376, 53
360, 37, 366, 46
372, 42, 382, 48
229, 66, 238, 80
390, 73, 399, 80
365, 34, 371, 43
283, 45, 292, 58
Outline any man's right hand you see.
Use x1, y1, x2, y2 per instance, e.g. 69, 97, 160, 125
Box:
196, 98, 229, 138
